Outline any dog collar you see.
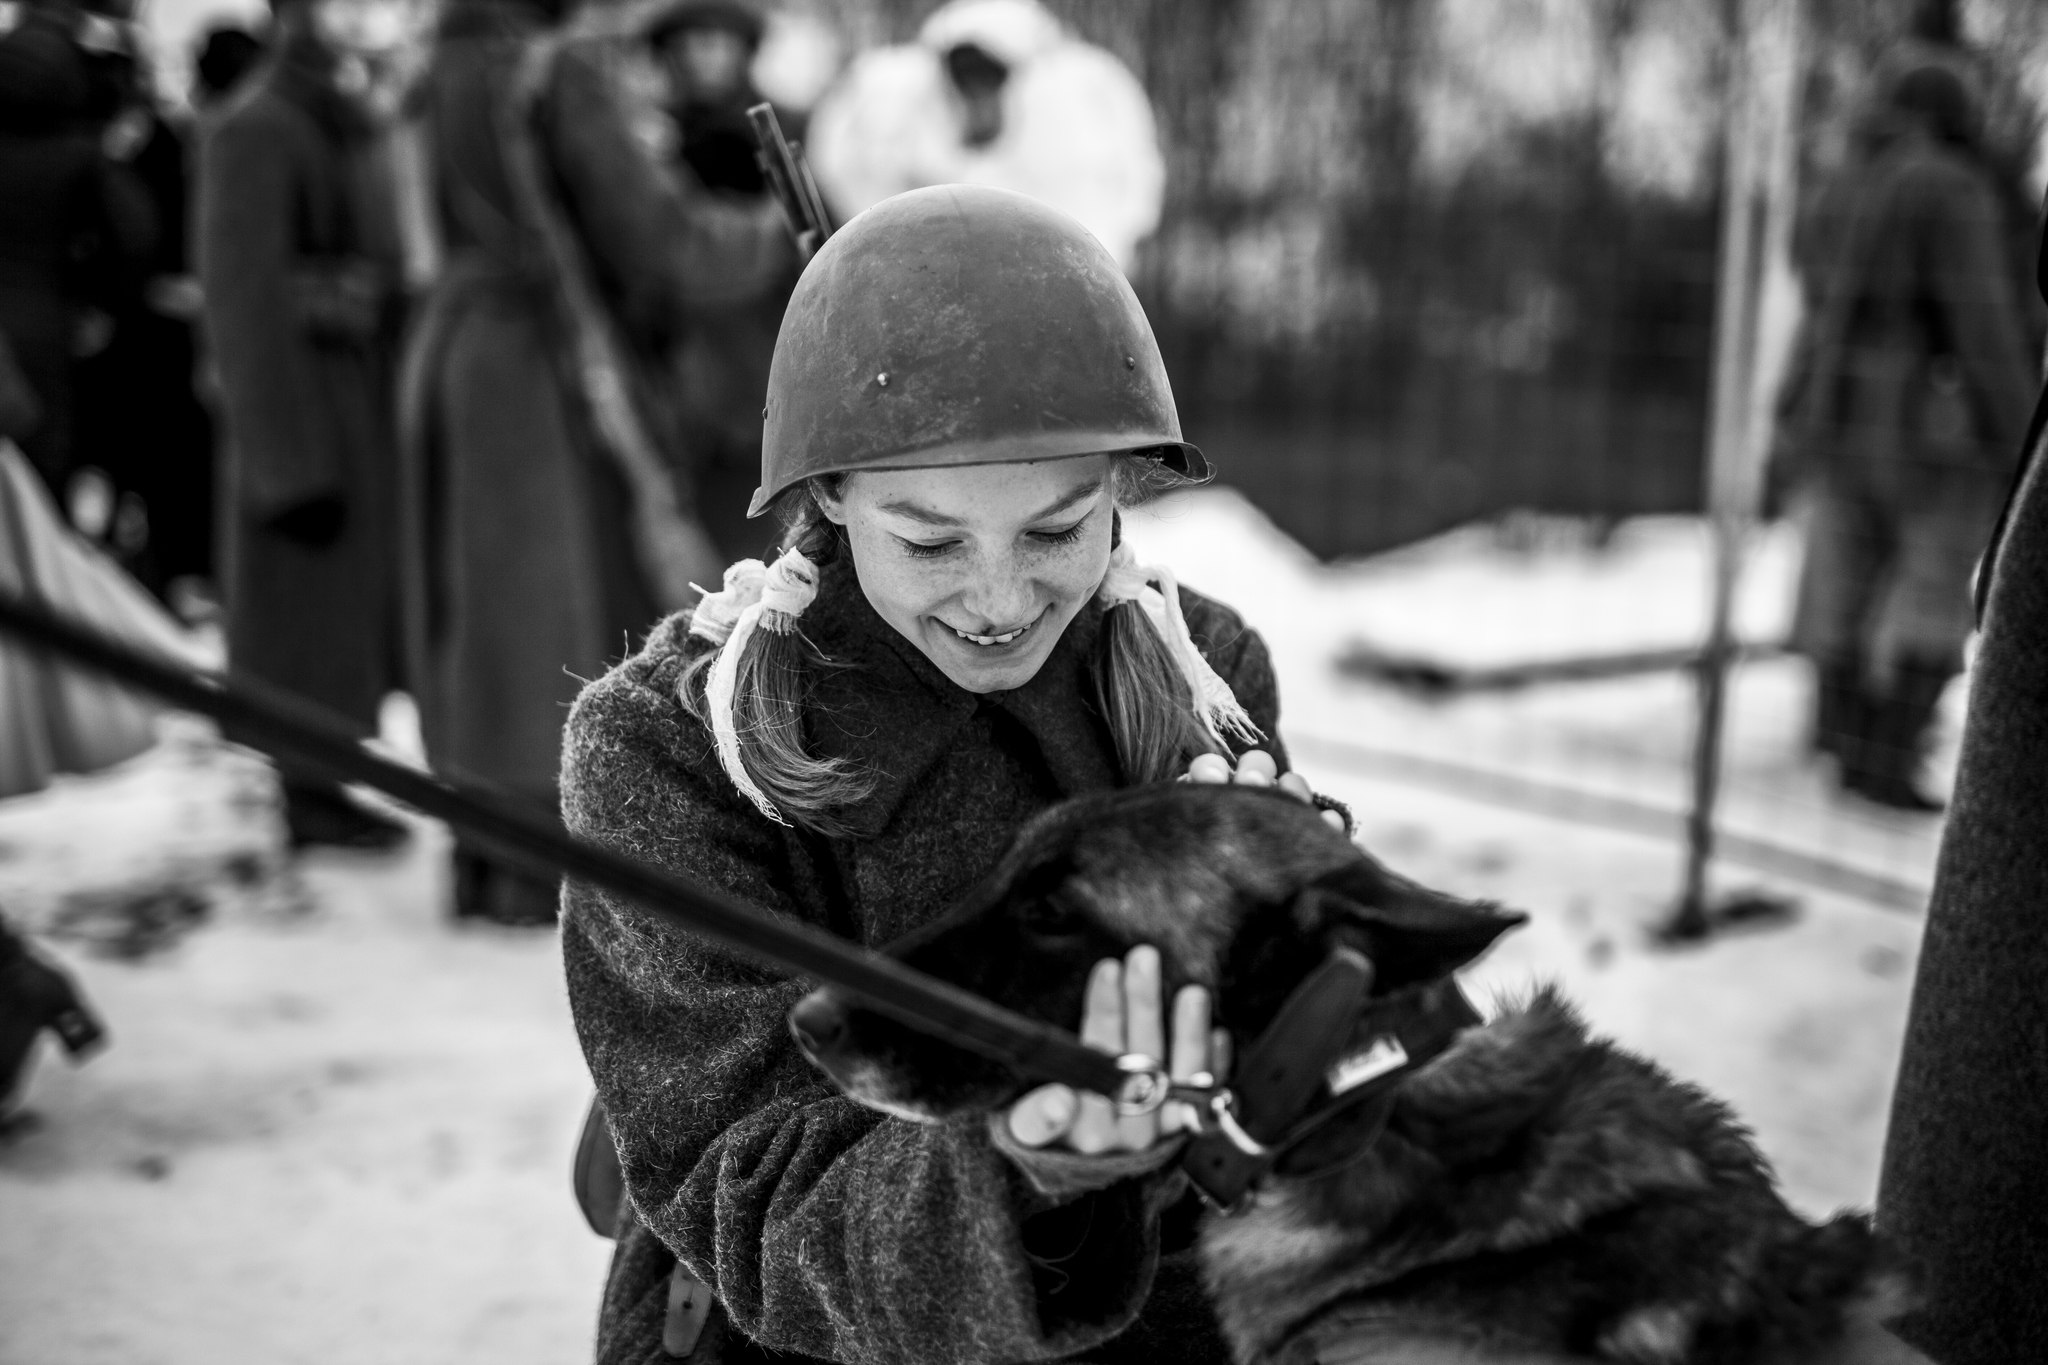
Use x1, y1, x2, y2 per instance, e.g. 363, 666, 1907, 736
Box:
1170, 948, 1482, 1211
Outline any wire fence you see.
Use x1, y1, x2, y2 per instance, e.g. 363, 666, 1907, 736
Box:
927, 0, 2048, 921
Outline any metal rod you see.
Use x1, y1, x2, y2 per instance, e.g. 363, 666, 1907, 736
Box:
0, 590, 1126, 1097
1673, 0, 1805, 938
1334, 639, 1790, 696
1288, 732, 1929, 914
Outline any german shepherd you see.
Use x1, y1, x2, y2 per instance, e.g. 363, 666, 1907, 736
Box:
790, 784, 1926, 1365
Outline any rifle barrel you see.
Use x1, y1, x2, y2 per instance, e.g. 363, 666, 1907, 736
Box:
747, 103, 830, 256
0, 589, 1124, 1097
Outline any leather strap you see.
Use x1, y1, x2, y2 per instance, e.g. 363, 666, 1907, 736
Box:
1234, 947, 1377, 1142
1182, 959, 1482, 1210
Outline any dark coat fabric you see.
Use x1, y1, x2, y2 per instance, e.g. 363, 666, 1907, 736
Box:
0, 12, 156, 493
398, 0, 789, 799
1788, 131, 2036, 673
561, 553, 1282, 1365
1876, 256, 2048, 1360
72, 113, 217, 592
198, 38, 402, 731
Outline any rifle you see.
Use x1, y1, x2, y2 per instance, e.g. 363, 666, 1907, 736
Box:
0, 587, 1142, 1107
747, 102, 833, 260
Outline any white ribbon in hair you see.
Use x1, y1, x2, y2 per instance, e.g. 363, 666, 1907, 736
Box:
688, 559, 768, 646
1096, 542, 1263, 750
695, 549, 820, 823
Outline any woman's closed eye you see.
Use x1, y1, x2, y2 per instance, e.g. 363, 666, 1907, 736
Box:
1029, 520, 1087, 547
893, 521, 1089, 559
897, 536, 959, 559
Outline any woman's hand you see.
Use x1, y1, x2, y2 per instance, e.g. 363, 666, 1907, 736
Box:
1186, 749, 1346, 830
1005, 946, 1222, 1154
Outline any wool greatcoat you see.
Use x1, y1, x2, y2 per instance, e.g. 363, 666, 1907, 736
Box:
1875, 203, 2048, 1362
199, 37, 403, 736
399, 0, 789, 804
561, 553, 1280, 1365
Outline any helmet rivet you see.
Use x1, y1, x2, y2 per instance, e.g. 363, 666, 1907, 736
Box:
1124, 355, 1136, 370
876, 372, 890, 388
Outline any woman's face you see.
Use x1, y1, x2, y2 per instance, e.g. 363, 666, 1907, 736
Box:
820, 456, 1115, 694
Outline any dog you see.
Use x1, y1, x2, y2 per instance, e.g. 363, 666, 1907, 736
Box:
789, 784, 1926, 1365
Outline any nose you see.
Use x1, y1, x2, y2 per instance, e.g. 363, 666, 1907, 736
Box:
956, 554, 1038, 630
790, 992, 848, 1057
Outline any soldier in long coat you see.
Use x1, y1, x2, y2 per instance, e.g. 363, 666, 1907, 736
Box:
198, 0, 407, 847
397, 0, 786, 922
1784, 61, 2036, 810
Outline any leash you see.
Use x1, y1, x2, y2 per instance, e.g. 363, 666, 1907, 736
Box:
1172, 927, 1483, 1210
0, 590, 1151, 1105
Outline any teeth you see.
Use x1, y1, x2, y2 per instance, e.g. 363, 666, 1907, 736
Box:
952, 622, 1029, 646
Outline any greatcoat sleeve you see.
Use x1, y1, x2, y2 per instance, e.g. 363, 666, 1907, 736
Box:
1911, 157, 2038, 464
198, 100, 346, 520
559, 621, 1181, 1365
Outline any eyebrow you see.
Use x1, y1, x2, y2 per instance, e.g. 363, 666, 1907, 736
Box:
877, 477, 1106, 528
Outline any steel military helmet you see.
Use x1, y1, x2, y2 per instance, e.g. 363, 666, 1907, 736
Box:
750, 184, 1207, 515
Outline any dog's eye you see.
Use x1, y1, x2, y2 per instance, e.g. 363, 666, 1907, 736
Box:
1021, 896, 1078, 936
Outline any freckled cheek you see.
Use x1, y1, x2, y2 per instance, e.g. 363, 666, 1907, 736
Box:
850, 532, 968, 620
1037, 540, 1111, 613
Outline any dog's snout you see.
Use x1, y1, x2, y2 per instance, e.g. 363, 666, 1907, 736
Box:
790, 992, 849, 1057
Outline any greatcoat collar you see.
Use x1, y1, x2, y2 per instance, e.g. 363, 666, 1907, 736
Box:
793, 554, 1122, 839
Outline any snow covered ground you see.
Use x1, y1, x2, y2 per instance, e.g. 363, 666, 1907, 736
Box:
0, 489, 1937, 1363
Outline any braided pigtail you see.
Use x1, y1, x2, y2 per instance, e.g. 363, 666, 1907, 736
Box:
1092, 458, 1261, 783
679, 483, 873, 834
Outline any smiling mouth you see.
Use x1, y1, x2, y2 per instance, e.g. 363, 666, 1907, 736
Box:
945, 610, 1043, 648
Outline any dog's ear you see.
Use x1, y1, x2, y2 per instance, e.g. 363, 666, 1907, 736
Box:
1302, 858, 1525, 990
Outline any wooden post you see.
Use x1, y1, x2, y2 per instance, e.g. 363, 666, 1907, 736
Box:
1670, 0, 1804, 939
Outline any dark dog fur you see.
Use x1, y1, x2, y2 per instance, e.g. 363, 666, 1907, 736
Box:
793, 785, 1916, 1364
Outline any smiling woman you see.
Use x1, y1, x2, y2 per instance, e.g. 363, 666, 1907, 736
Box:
825, 459, 1113, 691
558, 184, 1337, 1365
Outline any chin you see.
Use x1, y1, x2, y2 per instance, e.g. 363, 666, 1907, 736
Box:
943, 645, 1058, 694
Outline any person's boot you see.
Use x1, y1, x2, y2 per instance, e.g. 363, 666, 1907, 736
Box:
451, 847, 558, 927
1812, 657, 1866, 761
285, 781, 410, 851
1842, 658, 1951, 814
452, 848, 495, 921
487, 864, 561, 927
0, 921, 107, 1115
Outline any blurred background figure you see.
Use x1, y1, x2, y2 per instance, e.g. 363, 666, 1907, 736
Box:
198, 0, 415, 850
0, 0, 156, 502
1, 434, 210, 800
396, 0, 787, 923
645, 0, 803, 563
64, 10, 222, 618
1778, 56, 2036, 813
807, 0, 1163, 272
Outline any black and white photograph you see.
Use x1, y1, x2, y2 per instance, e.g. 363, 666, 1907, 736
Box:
2, 0, 2044, 1360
